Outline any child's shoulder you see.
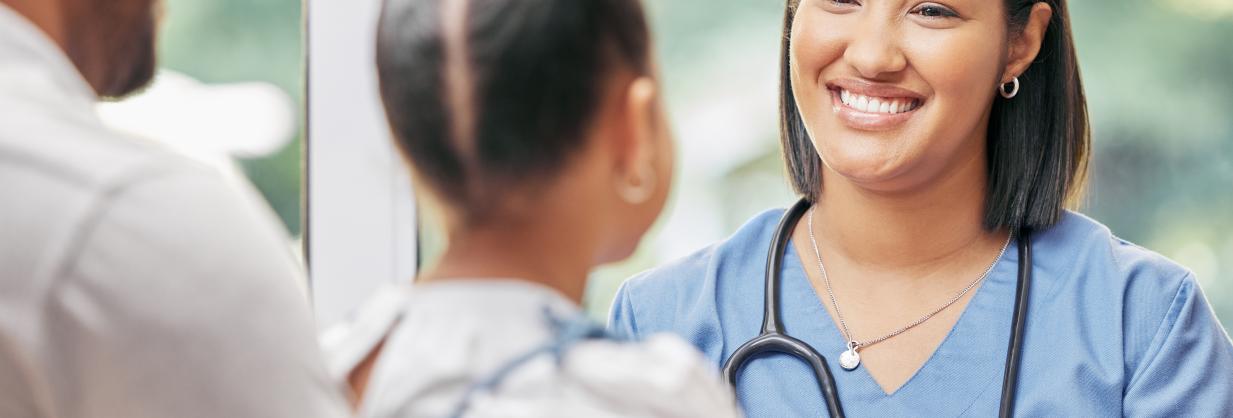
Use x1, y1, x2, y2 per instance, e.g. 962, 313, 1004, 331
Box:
548, 334, 742, 418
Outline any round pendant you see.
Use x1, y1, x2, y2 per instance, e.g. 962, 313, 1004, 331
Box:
839, 347, 861, 370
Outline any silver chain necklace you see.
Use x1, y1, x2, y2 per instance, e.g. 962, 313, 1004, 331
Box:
807, 206, 1012, 371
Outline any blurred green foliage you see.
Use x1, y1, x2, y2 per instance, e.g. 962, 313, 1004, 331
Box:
157, 0, 305, 235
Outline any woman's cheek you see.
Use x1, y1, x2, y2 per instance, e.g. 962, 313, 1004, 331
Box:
790, 19, 848, 137
788, 27, 819, 104
907, 28, 1003, 104
906, 30, 1003, 142
790, 12, 848, 89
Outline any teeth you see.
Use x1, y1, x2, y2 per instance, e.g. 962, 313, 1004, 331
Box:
837, 89, 918, 115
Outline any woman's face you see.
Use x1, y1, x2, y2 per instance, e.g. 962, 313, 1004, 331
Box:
790, 0, 1010, 192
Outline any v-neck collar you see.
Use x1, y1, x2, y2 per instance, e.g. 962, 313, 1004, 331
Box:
779, 237, 1021, 415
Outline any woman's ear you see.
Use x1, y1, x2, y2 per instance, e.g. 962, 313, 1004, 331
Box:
1003, 3, 1053, 84
613, 76, 661, 204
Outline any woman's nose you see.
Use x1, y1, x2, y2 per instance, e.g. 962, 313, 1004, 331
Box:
842, 18, 907, 79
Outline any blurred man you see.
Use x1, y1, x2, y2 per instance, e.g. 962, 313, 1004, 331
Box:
0, 1, 349, 417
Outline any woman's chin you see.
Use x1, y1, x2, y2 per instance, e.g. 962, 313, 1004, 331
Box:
821, 154, 912, 188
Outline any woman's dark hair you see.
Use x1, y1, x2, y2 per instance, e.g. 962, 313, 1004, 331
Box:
376, 0, 651, 224
778, 0, 1090, 231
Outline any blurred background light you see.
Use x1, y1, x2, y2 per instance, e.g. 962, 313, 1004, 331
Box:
98, 70, 296, 161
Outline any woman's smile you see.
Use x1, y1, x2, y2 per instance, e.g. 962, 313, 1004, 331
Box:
827, 79, 925, 131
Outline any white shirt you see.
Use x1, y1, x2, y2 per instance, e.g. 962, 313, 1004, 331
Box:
0, 5, 349, 418
322, 280, 743, 418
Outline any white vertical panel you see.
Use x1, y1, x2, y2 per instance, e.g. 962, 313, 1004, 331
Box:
305, 0, 417, 329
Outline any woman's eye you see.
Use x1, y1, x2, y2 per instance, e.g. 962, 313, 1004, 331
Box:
821, 0, 861, 12
912, 3, 958, 18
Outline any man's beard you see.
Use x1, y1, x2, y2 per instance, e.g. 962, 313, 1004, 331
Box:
63, 1, 158, 99
99, 19, 156, 99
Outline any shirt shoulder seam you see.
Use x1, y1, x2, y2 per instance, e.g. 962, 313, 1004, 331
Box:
1123, 271, 1193, 391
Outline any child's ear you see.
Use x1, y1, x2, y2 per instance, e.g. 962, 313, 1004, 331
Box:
612, 76, 660, 204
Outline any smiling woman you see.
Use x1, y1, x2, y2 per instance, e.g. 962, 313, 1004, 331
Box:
782, 0, 1086, 227
608, 0, 1233, 416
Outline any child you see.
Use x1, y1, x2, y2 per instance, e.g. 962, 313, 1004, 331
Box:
322, 0, 742, 416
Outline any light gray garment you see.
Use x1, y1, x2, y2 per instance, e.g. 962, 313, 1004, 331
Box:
0, 5, 349, 418
321, 280, 743, 418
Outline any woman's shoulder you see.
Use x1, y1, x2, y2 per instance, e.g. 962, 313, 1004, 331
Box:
611, 209, 784, 340
1035, 210, 1199, 332
1035, 211, 1223, 366
1044, 213, 1233, 412
1037, 210, 1194, 293
621, 208, 784, 293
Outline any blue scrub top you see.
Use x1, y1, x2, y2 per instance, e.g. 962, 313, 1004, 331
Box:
609, 208, 1233, 417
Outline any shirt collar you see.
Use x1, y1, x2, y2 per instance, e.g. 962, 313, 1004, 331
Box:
0, 3, 99, 115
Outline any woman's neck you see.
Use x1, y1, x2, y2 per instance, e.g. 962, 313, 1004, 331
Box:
813, 152, 1005, 271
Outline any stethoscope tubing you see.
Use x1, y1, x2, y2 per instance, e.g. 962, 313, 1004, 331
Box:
721, 198, 844, 417
1000, 226, 1033, 418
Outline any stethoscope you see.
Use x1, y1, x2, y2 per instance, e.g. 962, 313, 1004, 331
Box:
721, 198, 1034, 418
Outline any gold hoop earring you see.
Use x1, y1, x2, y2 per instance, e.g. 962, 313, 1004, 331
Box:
617, 162, 656, 204
1000, 77, 1020, 99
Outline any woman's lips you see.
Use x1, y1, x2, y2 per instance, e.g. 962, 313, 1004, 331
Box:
830, 87, 923, 131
